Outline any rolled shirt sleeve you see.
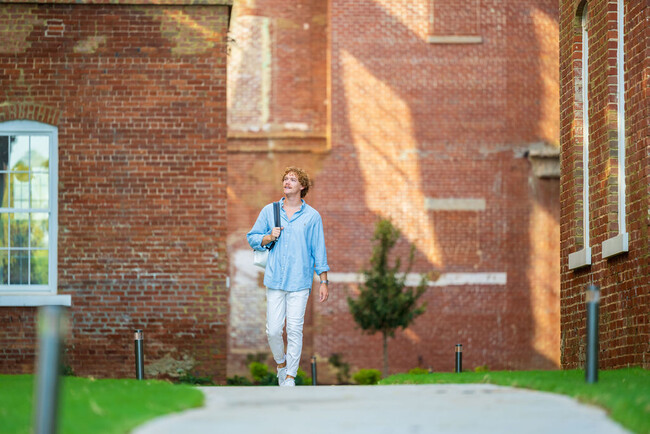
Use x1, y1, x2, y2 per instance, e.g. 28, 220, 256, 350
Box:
311, 213, 329, 275
247, 204, 273, 251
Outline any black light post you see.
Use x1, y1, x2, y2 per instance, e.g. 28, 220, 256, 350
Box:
311, 356, 317, 385
34, 305, 67, 434
134, 329, 144, 380
586, 284, 600, 383
455, 344, 462, 373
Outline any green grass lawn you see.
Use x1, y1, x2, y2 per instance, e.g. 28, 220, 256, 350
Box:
381, 367, 649, 434
0, 375, 204, 434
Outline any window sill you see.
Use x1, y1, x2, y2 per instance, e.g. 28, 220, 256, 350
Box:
568, 247, 591, 270
602, 233, 629, 259
228, 131, 329, 153
0, 295, 71, 307
427, 35, 483, 45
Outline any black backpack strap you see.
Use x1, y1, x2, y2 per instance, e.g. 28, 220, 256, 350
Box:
274, 201, 280, 228
267, 202, 280, 250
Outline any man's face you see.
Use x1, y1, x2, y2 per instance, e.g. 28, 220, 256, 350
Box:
283, 172, 304, 196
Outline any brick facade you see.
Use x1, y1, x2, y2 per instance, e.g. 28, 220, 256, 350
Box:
0, 1, 231, 380
559, 0, 649, 369
228, 0, 562, 380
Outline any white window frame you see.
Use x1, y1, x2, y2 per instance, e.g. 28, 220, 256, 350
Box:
0, 120, 68, 306
569, 5, 592, 270
602, 0, 629, 258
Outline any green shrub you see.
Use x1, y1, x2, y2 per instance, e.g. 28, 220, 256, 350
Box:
328, 353, 351, 384
249, 362, 269, 382
474, 365, 489, 373
248, 362, 278, 385
352, 369, 382, 385
226, 375, 253, 386
295, 368, 311, 386
176, 371, 215, 385
408, 367, 429, 375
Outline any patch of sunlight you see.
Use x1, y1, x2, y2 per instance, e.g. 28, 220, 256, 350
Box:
528, 200, 560, 366
531, 7, 560, 147
340, 49, 441, 267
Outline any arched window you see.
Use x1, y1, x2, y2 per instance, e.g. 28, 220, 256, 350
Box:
0, 121, 66, 305
568, 3, 591, 269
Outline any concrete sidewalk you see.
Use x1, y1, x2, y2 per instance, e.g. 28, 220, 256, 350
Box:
133, 384, 628, 434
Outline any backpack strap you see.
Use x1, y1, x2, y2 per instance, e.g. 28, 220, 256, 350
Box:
274, 201, 280, 228
266, 202, 280, 250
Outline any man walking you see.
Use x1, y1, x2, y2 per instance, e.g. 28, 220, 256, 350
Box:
247, 167, 329, 386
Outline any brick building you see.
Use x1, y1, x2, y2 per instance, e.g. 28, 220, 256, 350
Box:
0, 0, 232, 380
559, 0, 648, 369
228, 0, 562, 381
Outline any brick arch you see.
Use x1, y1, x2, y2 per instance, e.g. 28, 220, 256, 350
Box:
0, 103, 60, 126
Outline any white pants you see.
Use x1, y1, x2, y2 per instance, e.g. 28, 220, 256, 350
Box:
266, 288, 310, 378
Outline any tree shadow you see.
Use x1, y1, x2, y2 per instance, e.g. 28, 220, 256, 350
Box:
314, 0, 560, 373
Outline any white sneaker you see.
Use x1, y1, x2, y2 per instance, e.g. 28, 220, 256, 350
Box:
277, 366, 287, 386
280, 377, 295, 387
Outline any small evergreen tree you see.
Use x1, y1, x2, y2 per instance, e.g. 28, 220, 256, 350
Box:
347, 219, 429, 377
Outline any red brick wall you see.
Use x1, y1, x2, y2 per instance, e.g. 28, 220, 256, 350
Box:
0, 2, 230, 381
228, 0, 562, 380
559, 0, 649, 369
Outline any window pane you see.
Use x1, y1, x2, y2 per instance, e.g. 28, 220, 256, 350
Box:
9, 136, 29, 172
0, 213, 7, 248
10, 213, 29, 248
31, 173, 49, 209
30, 250, 48, 285
9, 250, 28, 284
0, 136, 8, 171
0, 172, 8, 208
11, 173, 30, 209
30, 213, 48, 248
0, 250, 7, 284
30, 136, 49, 171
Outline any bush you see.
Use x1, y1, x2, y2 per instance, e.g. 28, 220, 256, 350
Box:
352, 369, 382, 385
474, 365, 489, 373
408, 367, 429, 375
226, 362, 312, 386
328, 353, 351, 384
249, 362, 269, 382
226, 375, 252, 386
177, 371, 215, 385
295, 368, 310, 385
249, 362, 277, 386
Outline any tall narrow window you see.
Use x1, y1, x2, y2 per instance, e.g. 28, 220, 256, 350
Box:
568, 4, 591, 269
602, 0, 629, 258
0, 121, 58, 295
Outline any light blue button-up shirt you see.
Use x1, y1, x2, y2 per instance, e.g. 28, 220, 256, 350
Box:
247, 198, 329, 292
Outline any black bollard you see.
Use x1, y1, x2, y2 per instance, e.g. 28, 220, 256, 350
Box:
34, 305, 67, 434
455, 344, 462, 373
134, 329, 144, 380
585, 285, 600, 383
311, 356, 317, 385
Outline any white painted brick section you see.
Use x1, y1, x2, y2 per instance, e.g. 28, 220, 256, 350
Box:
327, 272, 507, 286
424, 197, 486, 211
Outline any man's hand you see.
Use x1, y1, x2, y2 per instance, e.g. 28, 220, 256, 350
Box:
270, 226, 283, 240
319, 283, 329, 302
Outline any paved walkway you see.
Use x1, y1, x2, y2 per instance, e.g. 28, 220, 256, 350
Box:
133, 384, 628, 434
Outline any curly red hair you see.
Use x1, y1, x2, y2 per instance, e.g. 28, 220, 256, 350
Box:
282, 166, 312, 198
